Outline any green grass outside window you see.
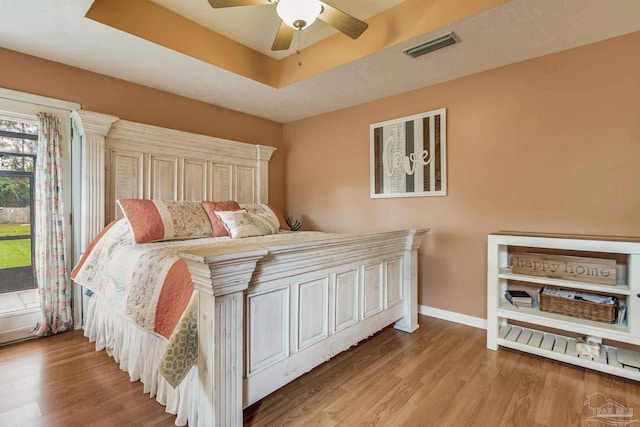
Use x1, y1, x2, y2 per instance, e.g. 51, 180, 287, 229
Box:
0, 223, 32, 268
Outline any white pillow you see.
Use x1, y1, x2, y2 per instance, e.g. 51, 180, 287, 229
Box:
214, 210, 264, 239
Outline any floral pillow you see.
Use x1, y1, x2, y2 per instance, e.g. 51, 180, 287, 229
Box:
201, 200, 242, 237
240, 203, 283, 234
214, 210, 264, 239
117, 199, 213, 243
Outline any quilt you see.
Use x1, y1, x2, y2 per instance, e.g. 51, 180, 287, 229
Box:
71, 219, 327, 387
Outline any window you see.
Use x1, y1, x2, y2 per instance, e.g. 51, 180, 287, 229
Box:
0, 117, 37, 294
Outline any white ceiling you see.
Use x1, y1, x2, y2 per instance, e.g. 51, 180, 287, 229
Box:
0, 0, 639, 123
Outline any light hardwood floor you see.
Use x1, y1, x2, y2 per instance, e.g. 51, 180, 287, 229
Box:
1, 316, 639, 426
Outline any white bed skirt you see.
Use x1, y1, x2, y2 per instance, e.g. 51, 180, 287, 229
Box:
83, 294, 198, 426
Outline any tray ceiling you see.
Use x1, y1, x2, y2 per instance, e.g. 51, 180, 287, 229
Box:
0, 0, 639, 123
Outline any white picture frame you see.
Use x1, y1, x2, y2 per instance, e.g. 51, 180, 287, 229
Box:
370, 108, 447, 198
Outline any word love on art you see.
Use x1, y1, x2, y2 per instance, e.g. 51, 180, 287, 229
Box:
382, 136, 432, 177
370, 107, 446, 197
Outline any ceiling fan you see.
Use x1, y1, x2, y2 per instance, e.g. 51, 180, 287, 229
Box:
207, 0, 369, 51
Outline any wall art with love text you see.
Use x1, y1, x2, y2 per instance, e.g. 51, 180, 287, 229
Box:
370, 108, 447, 198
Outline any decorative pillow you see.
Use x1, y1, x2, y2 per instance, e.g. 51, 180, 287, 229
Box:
267, 204, 290, 231
240, 203, 282, 234
214, 210, 264, 239
117, 199, 213, 243
201, 200, 241, 237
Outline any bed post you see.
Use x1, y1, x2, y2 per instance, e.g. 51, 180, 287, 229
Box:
394, 229, 428, 333
181, 248, 268, 427
70, 110, 118, 326
255, 145, 276, 204
70, 110, 118, 250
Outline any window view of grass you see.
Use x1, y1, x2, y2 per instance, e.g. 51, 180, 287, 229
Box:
0, 224, 31, 268
0, 117, 37, 293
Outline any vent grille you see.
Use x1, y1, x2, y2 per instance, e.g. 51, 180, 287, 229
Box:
403, 32, 458, 58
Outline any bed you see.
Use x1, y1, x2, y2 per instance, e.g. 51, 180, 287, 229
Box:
70, 111, 428, 426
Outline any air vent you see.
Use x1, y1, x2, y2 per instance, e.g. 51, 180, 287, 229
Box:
403, 32, 458, 58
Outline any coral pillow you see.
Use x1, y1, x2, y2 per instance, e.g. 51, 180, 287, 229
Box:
117, 199, 213, 243
201, 200, 241, 237
267, 204, 290, 231
214, 210, 264, 239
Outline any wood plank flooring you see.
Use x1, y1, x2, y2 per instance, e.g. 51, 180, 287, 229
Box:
2, 315, 640, 426
0, 328, 177, 427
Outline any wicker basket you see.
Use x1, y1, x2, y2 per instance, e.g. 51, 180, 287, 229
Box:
539, 287, 617, 324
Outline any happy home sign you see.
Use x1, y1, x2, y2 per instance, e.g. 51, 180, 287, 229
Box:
370, 108, 447, 198
512, 252, 617, 285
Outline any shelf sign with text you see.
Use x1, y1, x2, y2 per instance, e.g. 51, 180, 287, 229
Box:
370, 108, 447, 198
512, 252, 617, 285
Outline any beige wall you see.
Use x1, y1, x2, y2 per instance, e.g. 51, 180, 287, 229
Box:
0, 47, 286, 210
282, 32, 640, 319
3, 31, 639, 320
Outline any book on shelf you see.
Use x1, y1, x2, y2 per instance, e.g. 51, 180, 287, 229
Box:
505, 289, 533, 308
513, 300, 533, 307
506, 289, 532, 302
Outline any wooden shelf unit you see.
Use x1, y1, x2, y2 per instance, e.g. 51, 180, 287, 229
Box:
487, 231, 640, 380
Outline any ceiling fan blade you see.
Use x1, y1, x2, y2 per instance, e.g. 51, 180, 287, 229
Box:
207, 0, 271, 8
318, 1, 368, 39
272, 20, 295, 51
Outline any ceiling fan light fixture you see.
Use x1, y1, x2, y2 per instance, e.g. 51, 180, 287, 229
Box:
276, 0, 322, 30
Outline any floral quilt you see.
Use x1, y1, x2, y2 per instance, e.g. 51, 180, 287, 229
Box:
71, 219, 326, 387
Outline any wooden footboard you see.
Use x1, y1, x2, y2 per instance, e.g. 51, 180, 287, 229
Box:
181, 228, 428, 427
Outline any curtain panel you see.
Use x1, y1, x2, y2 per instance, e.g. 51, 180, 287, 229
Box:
33, 113, 73, 336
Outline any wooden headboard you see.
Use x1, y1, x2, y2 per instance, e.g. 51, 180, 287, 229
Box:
104, 120, 276, 222
71, 110, 276, 250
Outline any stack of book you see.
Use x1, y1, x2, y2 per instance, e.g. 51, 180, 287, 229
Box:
505, 289, 533, 308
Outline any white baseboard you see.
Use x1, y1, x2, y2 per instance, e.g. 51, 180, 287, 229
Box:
0, 309, 39, 345
0, 325, 37, 344
419, 305, 486, 330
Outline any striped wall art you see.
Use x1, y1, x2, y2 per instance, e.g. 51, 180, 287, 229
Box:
370, 108, 446, 198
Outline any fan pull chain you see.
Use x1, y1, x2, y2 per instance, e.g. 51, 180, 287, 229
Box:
296, 30, 302, 66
